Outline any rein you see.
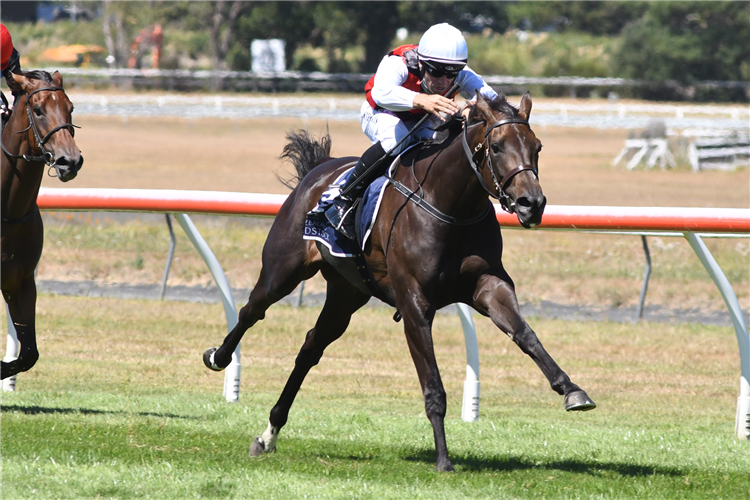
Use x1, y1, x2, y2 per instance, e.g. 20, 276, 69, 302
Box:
1, 86, 80, 175
461, 117, 538, 214
384, 146, 493, 226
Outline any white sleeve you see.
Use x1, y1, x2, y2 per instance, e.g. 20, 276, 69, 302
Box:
455, 66, 498, 102
369, 55, 420, 112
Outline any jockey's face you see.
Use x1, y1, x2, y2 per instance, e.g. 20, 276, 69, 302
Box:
420, 62, 458, 95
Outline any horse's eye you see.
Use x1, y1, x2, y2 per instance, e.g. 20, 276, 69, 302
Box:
490, 143, 502, 154
34, 106, 43, 116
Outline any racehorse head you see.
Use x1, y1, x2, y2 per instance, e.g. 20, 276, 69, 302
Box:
468, 92, 546, 228
9, 70, 83, 182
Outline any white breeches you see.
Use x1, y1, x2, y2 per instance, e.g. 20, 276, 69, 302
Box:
360, 101, 443, 154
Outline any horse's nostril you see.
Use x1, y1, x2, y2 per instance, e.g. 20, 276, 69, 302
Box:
516, 197, 532, 209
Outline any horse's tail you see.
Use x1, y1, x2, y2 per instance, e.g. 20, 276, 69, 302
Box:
277, 129, 332, 189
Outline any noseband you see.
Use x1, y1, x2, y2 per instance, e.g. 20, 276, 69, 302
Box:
1, 86, 80, 176
461, 116, 539, 214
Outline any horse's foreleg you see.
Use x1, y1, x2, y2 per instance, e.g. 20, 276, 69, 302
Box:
1, 277, 39, 379
250, 279, 370, 456
398, 295, 453, 472
473, 274, 596, 411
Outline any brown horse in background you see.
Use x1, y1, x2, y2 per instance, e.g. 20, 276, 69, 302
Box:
1, 70, 82, 379
203, 92, 595, 471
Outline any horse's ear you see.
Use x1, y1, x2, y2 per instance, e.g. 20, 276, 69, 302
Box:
52, 71, 64, 88
474, 90, 493, 121
518, 91, 532, 121
9, 72, 28, 93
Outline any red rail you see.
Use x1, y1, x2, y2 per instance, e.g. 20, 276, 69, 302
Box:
38, 188, 750, 234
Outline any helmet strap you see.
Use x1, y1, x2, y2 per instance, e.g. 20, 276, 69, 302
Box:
418, 63, 434, 95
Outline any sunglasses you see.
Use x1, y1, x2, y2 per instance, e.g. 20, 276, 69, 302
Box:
423, 62, 462, 79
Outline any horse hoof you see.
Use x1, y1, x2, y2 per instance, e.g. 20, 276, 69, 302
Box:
203, 348, 223, 372
249, 437, 275, 457
436, 461, 454, 472
565, 390, 596, 411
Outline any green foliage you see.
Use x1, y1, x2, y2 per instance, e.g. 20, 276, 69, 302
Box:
398, 2, 509, 34
5, 1, 748, 100
506, 1, 649, 35
612, 0, 750, 100
467, 31, 612, 79
612, 2, 750, 100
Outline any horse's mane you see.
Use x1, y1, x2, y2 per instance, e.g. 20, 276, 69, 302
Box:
467, 93, 519, 125
21, 70, 55, 83
277, 128, 332, 189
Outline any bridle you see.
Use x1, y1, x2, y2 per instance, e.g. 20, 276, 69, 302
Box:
461, 116, 538, 214
1, 86, 80, 177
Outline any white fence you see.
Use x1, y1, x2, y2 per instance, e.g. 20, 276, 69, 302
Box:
67, 92, 750, 132
688, 134, 750, 172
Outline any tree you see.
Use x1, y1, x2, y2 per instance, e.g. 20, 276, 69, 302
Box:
208, 1, 248, 72
612, 2, 750, 100
505, 1, 647, 35
101, 1, 133, 68
356, 2, 400, 73
398, 2, 508, 34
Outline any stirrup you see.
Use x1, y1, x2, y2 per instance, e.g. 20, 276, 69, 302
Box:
324, 198, 357, 239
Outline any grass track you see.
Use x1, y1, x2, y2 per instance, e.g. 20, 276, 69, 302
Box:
2, 295, 749, 499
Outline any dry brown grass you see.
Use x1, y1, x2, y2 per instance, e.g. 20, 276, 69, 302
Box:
32, 103, 749, 314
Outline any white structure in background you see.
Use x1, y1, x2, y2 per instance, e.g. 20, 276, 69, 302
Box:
251, 39, 285, 72
687, 133, 750, 172
613, 138, 677, 170
613, 119, 677, 170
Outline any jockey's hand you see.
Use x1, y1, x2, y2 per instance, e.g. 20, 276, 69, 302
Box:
413, 94, 459, 121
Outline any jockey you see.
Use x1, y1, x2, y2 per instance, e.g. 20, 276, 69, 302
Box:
325, 22, 499, 239
1, 23, 23, 127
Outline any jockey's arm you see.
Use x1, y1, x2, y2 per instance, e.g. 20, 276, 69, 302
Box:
369, 56, 420, 112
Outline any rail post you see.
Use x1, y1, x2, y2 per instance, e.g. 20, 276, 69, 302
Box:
684, 232, 750, 439
174, 214, 241, 402
457, 303, 480, 422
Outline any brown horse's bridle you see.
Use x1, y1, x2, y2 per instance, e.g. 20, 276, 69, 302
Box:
1, 86, 80, 177
461, 117, 539, 214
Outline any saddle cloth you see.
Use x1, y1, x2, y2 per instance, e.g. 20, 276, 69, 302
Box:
304, 167, 390, 257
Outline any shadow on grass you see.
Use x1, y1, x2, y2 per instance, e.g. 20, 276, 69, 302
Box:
406, 449, 683, 477
0, 404, 198, 420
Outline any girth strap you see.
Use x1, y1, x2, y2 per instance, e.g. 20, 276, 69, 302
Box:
2, 205, 39, 225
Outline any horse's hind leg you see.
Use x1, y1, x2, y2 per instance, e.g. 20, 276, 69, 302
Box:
1, 277, 39, 379
204, 254, 316, 370
250, 273, 370, 456
473, 274, 596, 411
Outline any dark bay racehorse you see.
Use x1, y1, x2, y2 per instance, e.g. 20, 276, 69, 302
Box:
204, 92, 595, 471
1, 70, 82, 379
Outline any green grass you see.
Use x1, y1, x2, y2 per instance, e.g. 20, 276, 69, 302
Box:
2, 295, 749, 499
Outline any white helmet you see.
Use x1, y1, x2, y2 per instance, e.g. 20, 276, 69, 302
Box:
417, 23, 468, 67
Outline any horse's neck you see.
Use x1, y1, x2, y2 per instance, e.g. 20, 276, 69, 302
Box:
1, 107, 44, 220
411, 123, 489, 216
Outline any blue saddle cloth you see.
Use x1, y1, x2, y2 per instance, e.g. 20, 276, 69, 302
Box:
304, 167, 389, 257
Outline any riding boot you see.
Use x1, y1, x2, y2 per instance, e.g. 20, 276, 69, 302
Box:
325, 142, 388, 239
